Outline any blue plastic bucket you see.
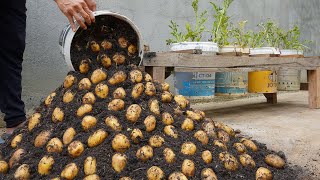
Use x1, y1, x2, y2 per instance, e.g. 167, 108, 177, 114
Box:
215, 72, 248, 96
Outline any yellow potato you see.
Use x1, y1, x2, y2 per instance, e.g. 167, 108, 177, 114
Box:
194, 110, 206, 118
61, 163, 79, 180
161, 82, 170, 91
194, 130, 209, 145
112, 153, 127, 173
219, 152, 239, 171
68, 141, 84, 158
95, 83, 109, 99
45, 92, 56, 106
46, 138, 63, 153
84, 174, 100, 180
112, 53, 126, 65
101, 40, 112, 50
90, 41, 100, 52
265, 154, 286, 169
38, 156, 54, 175
52, 107, 64, 123
182, 159, 195, 177
51, 177, 60, 180
84, 156, 96, 175
112, 134, 130, 152
11, 134, 23, 148
174, 95, 189, 109
256, 167, 272, 180
186, 110, 202, 121
78, 78, 92, 90
201, 168, 217, 180
128, 44, 137, 55
129, 70, 143, 83
181, 142, 197, 156
213, 140, 227, 151
149, 135, 164, 148
181, 118, 194, 131
161, 91, 173, 103
63, 90, 75, 104
88, 129, 108, 148
0, 161, 9, 174
145, 73, 152, 82
164, 125, 178, 138
126, 104, 142, 123
168, 172, 187, 180
63, 128, 76, 145
149, 99, 160, 115
241, 138, 258, 152
202, 150, 213, 164
144, 115, 157, 132
113, 87, 126, 99
118, 37, 128, 48
239, 154, 256, 169
233, 143, 247, 154
217, 130, 230, 143
9, 149, 25, 168
162, 112, 174, 125
174, 107, 183, 116
147, 166, 164, 180
77, 104, 93, 117
131, 83, 144, 99
14, 164, 30, 180
82, 92, 96, 104
100, 54, 112, 68
79, 59, 91, 74
202, 118, 216, 138
105, 116, 122, 131
82, 116, 97, 131
64, 75, 76, 89
221, 124, 235, 137
108, 99, 125, 111
130, 129, 144, 144
145, 82, 156, 96
91, 69, 107, 84
163, 148, 176, 164
34, 131, 51, 148
136, 145, 153, 161
28, 113, 41, 132
119, 177, 132, 180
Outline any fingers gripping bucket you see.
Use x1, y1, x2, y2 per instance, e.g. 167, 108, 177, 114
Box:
59, 11, 144, 71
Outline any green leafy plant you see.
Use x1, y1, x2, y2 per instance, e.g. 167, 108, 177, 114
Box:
258, 20, 282, 48
248, 30, 264, 48
166, 0, 208, 45
279, 25, 310, 51
230, 20, 251, 48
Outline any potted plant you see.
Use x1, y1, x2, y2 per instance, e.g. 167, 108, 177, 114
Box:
230, 20, 254, 56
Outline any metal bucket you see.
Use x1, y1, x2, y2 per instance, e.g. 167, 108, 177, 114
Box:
248, 71, 277, 93
59, 10, 144, 71
215, 72, 248, 96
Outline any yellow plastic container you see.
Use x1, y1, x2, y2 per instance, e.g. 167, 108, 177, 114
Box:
248, 71, 277, 93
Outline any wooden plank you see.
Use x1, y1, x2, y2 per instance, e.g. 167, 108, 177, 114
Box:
145, 66, 166, 83
308, 68, 320, 109
175, 67, 280, 73
264, 93, 278, 104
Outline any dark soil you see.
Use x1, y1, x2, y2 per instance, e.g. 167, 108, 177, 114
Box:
0, 15, 307, 180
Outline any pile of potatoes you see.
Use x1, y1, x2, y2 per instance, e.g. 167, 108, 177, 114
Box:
0, 34, 289, 180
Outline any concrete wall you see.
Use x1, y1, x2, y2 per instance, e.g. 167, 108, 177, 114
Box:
22, 0, 320, 109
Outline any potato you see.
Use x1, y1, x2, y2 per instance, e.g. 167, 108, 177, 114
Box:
61, 163, 78, 180
84, 156, 96, 175
213, 140, 227, 151
181, 118, 194, 131
145, 82, 156, 96
161, 82, 170, 91
145, 73, 153, 82
202, 150, 213, 164
217, 130, 230, 143
233, 143, 247, 154
9, 149, 25, 168
28, 113, 41, 132
136, 145, 153, 161
112, 153, 127, 173
126, 104, 142, 123
219, 152, 239, 171
163, 148, 175, 164
149, 99, 160, 115
239, 154, 256, 169
194, 110, 206, 118
149, 135, 164, 148
77, 104, 93, 117
174, 107, 183, 116
112, 134, 130, 152
194, 130, 209, 145
119, 177, 132, 180
95, 83, 109, 99
201, 168, 217, 180
265, 154, 285, 169
47, 138, 63, 153
68, 141, 84, 158
181, 142, 197, 156
161, 91, 173, 103
82, 92, 96, 104
64, 75, 76, 89
90, 41, 100, 52
143, 115, 156, 132
101, 40, 112, 50
52, 107, 64, 123
174, 95, 189, 109
129, 70, 143, 83
256, 167, 272, 180
109, 71, 127, 85
63, 90, 75, 103
221, 124, 235, 137
241, 138, 258, 152
202, 118, 216, 138
11, 134, 23, 148
118, 37, 128, 48
88, 129, 108, 148
112, 53, 126, 65
130, 129, 143, 144
84, 174, 100, 180
105, 116, 122, 131
35, 131, 51, 148
100, 54, 112, 68
0, 161, 9, 174
132, 83, 144, 99
128, 44, 137, 55
161, 112, 174, 125
63, 128, 76, 145
215, 122, 224, 129
79, 59, 91, 74
147, 166, 164, 180
91, 69, 107, 84
78, 78, 92, 90
113, 87, 126, 99
186, 110, 202, 121
108, 99, 125, 111
164, 125, 178, 138
82, 116, 97, 131
38, 156, 54, 175
45, 92, 56, 106
182, 159, 195, 177
51, 177, 60, 180
14, 164, 30, 180
168, 172, 188, 180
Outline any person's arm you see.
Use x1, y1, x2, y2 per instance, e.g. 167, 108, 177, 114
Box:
55, 0, 97, 31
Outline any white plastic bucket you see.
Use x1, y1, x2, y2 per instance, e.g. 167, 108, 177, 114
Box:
219, 45, 242, 55
59, 10, 144, 71
249, 47, 280, 56
280, 49, 303, 57
170, 42, 219, 54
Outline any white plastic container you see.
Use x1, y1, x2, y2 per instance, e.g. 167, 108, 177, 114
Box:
219, 45, 242, 55
280, 49, 303, 57
249, 47, 280, 56
170, 42, 219, 54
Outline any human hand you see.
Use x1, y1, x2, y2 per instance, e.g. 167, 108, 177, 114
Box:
55, 0, 97, 31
